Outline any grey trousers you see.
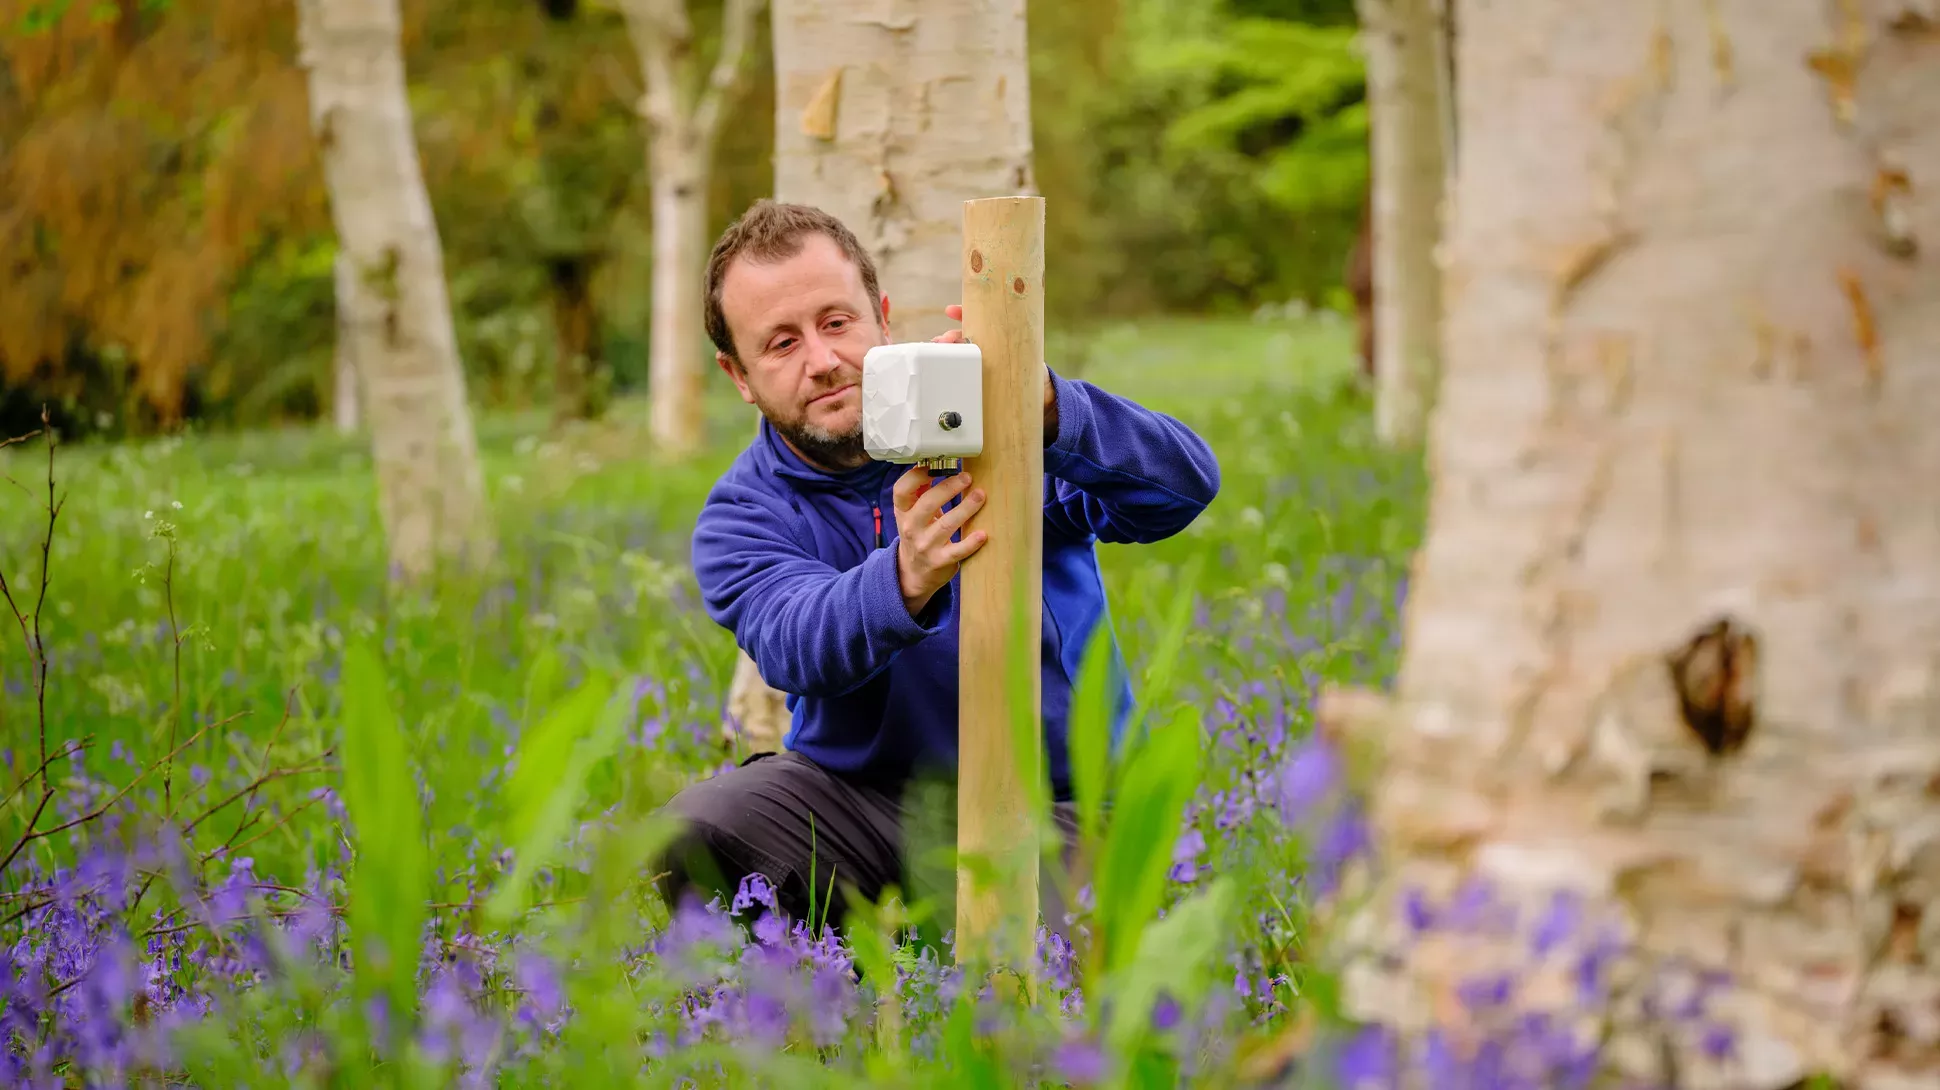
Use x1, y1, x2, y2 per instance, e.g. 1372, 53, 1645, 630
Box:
653, 750, 1082, 949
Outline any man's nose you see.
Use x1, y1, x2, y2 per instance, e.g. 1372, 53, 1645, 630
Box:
803, 335, 842, 377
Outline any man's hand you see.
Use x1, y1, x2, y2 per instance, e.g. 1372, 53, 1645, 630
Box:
893, 464, 986, 617
937, 304, 1057, 440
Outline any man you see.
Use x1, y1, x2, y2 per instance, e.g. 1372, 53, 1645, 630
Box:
656, 200, 1220, 939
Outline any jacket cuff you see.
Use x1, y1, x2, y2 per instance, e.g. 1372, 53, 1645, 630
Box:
862, 544, 948, 643
1045, 367, 1093, 470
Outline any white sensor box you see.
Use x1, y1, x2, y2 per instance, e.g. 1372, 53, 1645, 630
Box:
861, 341, 984, 465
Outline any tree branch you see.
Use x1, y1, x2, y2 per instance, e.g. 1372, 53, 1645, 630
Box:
0, 737, 88, 812
619, 0, 694, 135
692, 0, 766, 154
179, 755, 337, 838
0, 411, 58, 798
0, 709, 239, 877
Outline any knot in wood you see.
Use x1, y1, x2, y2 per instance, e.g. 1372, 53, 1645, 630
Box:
1667, 615, 1759, 756
970, 250, 983, 273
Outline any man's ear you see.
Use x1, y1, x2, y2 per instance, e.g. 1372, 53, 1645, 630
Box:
716, 352, 755, 405
878, 293, 892, 337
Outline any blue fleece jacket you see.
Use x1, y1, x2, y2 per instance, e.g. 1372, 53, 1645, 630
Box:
689, 369, 1220, 800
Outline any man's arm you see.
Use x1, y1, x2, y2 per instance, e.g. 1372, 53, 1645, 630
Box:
1041, 368, 1221, 544
691, 485, 949, 698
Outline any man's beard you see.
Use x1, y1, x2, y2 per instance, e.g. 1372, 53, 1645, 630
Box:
771, 402, 867, 471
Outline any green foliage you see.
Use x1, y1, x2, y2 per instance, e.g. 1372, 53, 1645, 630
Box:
1034, 0, 1367, 330
482, 664, 629, 924
339, 642, 431, 1047
1091, 705, 1206, 980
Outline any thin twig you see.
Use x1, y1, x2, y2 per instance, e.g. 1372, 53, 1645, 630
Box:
224, 796, 320, 856
179, 756, 337, 837
210, 687, 298, 859
0, 737, 89, 811
31, 408, 60, 796
0, 889, 56, 930
0, 711, 241, 870
0, 788, 55, 876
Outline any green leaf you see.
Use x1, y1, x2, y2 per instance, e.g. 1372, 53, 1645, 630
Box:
484, 671, 627, 924
520, 644, 567, 731
940, 984, 1005, 1090
1069, 621, 1118, 855
339, 642, 430, 1043
1105, 875, 1236, 1056
1093, 704, 1206, 980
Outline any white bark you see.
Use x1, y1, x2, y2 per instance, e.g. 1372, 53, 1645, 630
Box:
1323, 3, 1940, 1086
621, 0, 764, 458
719, 0, 1038, 751
1356, 0, 1448, 447
297, 0, 492, 579
771, 0, 1035, 342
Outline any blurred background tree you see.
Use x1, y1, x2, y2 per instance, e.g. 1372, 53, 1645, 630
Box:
0, 0, 1368, 440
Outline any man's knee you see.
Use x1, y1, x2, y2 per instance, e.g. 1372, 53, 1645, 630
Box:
651, 777, 763, 913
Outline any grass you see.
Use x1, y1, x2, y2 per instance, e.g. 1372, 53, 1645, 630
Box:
1, 312, 1432, 1086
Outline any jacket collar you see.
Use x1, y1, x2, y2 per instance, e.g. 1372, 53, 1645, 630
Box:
752, 416, 893, 495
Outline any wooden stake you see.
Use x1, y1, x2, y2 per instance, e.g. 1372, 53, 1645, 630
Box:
956, 196, 1044, 976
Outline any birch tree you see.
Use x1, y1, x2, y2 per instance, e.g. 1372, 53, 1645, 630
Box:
1323, 2, 1940, 1086
1354, 0, 1450, 446
618, 0, 765, 457
296, 0, 494, 579
771, 0, 1033, 343
719, 0, 1038, 752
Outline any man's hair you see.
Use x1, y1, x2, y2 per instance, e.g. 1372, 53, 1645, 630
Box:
704, 200, 884, 366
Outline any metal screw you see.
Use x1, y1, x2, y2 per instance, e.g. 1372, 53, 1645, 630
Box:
939, 411, 962, 430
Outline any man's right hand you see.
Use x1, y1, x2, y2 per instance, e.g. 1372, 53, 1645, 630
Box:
892, 465, 987, 617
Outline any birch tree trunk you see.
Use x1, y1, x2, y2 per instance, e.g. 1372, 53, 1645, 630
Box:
771, 0, 1034, 343
1355, 0, 1448, 447
620, 0, 764, 459
718, 0, 1038, 752
1322, 2, 1940, 1086
297, 0, 492, 579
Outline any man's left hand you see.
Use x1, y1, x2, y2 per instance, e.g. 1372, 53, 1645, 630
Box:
938, 304, 1056, 440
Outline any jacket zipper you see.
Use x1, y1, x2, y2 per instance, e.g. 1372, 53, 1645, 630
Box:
873, 504, 884, 549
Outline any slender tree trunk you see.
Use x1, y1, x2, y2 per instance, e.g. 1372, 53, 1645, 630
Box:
1347, 180, 1375, 379
1324, 2, 1940, 1086
297, 0, 493, 580
548, 254, 602, 427
621, 0, 763, 458
646, 127, 708, 454
719, 0, 1038, 752
1355, 0, 1448, 446
333, 252, 361, 434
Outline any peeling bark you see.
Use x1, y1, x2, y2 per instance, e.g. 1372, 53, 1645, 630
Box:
1356, 0, 1449, 446
297, 0, 493, 580
770, 0, 1035, 342
1324, 1, 1940, 1085
620, 0, 764, 458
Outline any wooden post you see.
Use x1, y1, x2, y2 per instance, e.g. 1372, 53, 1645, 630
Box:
956, 196, 1044, 977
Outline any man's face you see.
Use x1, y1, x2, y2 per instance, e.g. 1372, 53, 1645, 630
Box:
715, 233, 891, 472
